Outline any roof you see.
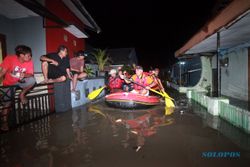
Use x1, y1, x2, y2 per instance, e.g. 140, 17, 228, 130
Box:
175, 0, 250, 57
11, 0, 100, 36
106, 48, 137, 65
62, 0, 101, 33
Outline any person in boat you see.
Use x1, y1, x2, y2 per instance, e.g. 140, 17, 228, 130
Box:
70, 50, 87, 92
122, 66, 154, 96
107, 69, 124, 93
149, 68, 165, 92
122, 70, 133, 92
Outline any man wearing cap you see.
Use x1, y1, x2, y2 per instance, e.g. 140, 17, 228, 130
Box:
70, 50, 87, 92
123, 66, 154, 96
108, 69, 124, 93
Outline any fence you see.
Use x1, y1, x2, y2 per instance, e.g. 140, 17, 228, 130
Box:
0, 83, 54, 129
189, 90, 250, 134
190, 91, 208, 108
219, 101, 250, 134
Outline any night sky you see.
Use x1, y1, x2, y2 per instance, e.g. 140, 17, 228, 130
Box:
82, 0, 217, 70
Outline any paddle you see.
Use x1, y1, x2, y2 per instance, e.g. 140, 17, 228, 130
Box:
124, 77, 175, 108
150, 73, 173, 99
87, 86, 106, 100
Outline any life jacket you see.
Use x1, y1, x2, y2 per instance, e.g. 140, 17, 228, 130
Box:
151, 76, 162, 90
108, 76, 124, 89
132, 73, 149, 91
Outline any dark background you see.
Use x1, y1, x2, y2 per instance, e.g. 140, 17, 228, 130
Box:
82, 0, 219, 70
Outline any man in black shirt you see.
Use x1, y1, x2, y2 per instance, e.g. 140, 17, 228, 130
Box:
40, 45, 72, 83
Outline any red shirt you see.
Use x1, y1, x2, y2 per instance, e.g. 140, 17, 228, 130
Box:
0, 55, 34, 86
108, 76, 124, 89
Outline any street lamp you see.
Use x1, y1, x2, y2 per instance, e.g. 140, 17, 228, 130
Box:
179, 61, 185, 86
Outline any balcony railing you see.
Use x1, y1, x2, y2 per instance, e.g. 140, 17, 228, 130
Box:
0, 83, 55, 130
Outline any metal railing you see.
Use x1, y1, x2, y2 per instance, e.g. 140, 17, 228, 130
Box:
0, 83, 55, 130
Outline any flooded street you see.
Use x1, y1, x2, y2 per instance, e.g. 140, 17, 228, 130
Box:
1, 96, 250, 167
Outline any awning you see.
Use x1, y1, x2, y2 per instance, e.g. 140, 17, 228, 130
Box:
62, 0, 101, 33
185, 10, 250, 55
175, 0, 250, 57
13, 0, 100, 38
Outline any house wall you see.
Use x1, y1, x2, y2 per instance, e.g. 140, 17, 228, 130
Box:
221, 48, 248, 101
248, 48, 250, 102
13, 17, 46, 72
0, 15, 15, 54
45, 0, 85, 58
0, 15, 46, 72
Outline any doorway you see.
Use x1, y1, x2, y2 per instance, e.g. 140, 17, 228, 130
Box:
0, 34, 7, 85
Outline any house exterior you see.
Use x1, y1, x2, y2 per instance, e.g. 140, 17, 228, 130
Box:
0, 0, 100, 76
106, 48, 138, 71
174, 0, 250, 133
170, 56, 201, 87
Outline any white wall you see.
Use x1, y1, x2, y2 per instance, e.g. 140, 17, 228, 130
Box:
221, 48, 248, 101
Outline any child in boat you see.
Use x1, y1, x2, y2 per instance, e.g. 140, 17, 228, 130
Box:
108, 69, 124, 93
122, 66, 154, 96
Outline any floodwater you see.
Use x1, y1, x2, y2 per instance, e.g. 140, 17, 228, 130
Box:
1, 97, 250, 167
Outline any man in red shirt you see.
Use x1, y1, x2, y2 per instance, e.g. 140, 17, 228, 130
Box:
108, 69, 124, 93
0, 45, 36, 131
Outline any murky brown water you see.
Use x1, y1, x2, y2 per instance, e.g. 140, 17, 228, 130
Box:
1, 99, 250, 167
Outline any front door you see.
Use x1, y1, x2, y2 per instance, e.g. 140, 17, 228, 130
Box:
0, 34, 7, 85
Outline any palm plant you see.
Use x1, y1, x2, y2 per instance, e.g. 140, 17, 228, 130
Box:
91, 49, 110, 72
84, 66, 95, 77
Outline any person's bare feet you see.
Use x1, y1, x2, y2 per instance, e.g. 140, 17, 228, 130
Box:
39, 79, 48, 84
20, 93, 28, 105
47, 79, 54, 83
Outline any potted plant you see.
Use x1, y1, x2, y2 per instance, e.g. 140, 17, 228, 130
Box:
84, 66, 95, 78
91, 49, 110, 76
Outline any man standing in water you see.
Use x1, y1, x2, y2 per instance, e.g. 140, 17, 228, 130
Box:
0, 45, 36, 131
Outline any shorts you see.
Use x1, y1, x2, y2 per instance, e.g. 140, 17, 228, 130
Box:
71, 71, 81, 76
16, 77, 36, 89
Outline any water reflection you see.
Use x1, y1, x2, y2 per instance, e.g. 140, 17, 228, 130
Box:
114, 110, 174, 152
1, 98, 249, 166
89, 104, 175, 152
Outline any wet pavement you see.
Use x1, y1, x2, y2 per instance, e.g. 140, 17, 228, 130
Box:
1, 94, 250, 167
